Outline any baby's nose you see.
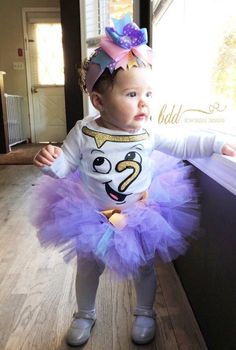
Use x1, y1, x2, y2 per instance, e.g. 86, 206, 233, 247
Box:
138, 97, 148, 108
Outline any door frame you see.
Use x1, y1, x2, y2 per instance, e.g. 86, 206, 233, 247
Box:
22, 7, 61, 143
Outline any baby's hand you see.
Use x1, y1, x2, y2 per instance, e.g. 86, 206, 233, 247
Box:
33, 144, 62, 167
222, 143, 236, 157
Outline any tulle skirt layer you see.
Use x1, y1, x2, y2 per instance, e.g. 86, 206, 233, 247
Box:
31, 152, 200, 278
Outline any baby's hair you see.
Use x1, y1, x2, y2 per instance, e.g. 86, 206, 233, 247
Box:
78, 57, 90, 94
79, 50, 152, 95
79, 52, 121, 94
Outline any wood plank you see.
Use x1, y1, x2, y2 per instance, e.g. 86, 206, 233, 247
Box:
157, 261, 208, 350
0, 293, 27, 349
154, 274, 179, 349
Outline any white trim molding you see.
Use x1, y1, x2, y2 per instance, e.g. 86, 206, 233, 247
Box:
190, 154, 236, 195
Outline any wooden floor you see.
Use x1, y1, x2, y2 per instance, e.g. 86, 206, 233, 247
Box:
0, 165, 207, 350
0, 144, 44, 165
0, 143, 61, 165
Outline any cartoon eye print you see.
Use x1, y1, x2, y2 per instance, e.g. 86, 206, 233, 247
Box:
93, 156, 111, 174
124, 151, 142, 164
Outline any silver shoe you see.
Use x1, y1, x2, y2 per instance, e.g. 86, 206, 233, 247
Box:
131, 308, 156, 345
66, 310, 96, 347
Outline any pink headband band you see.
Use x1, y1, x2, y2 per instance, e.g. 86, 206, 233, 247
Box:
85, 14, 153, 93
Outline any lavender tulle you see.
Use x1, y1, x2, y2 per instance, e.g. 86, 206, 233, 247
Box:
31, 152, 200, 278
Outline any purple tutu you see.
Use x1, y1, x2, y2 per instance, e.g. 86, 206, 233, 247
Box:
31, 152, 200, 278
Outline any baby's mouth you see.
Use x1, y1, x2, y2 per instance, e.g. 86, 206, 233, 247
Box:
105, 181, 127, 202
134, 113, 147, 121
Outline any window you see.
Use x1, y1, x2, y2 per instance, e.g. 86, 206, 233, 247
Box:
81, 0, 133, 116
152, 0, 236, 137
85, 0, 133, 38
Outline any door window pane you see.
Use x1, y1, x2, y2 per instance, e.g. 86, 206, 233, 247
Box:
35, 23, 64, 85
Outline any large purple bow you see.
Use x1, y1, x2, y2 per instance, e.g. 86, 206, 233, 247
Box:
105, 21, 147, 49
86, 14, 152, 93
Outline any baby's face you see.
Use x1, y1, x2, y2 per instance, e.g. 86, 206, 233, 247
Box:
99, 67, 153, 132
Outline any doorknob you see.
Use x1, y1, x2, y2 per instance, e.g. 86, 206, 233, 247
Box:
31, 86, 38, 93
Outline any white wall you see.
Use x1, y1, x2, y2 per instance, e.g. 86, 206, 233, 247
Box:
0, 0, 60, 140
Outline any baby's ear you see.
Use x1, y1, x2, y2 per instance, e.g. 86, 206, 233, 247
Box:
90, 91, 104, 111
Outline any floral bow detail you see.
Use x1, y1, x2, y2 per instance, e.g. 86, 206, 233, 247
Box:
86, 14, 152, 93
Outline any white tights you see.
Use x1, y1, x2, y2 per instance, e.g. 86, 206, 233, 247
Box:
76, 256, 157, 314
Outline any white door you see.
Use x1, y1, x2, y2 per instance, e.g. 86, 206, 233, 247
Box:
26, 10, 67, 142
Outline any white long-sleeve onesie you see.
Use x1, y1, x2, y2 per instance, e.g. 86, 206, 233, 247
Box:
42, 115, 226, 210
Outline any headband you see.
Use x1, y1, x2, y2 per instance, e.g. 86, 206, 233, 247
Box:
85, 14, 153, 93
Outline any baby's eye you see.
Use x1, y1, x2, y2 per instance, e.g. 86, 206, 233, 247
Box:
93, 157, 111, 174
126, 91, 136, 97
146, 91, 152, 98
125, 151, 142, 164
